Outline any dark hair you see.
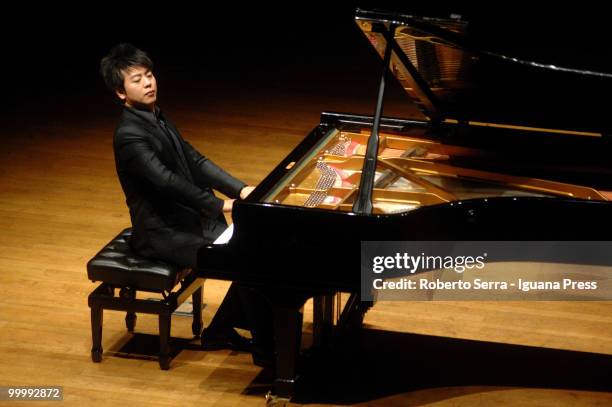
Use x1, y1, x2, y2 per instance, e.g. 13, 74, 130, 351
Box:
100, 43, 153, 92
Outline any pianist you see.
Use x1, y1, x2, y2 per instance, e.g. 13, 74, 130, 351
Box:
100, 43, 257, 351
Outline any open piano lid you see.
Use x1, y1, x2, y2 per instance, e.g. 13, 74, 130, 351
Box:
355, 8, 612, 136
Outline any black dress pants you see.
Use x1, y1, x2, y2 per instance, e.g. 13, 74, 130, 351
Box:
133, 220, 274, 352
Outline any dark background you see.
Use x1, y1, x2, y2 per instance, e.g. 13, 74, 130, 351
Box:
2, 2, 611, 124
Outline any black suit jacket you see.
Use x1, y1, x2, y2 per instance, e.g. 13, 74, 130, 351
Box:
113, 106, 245, 267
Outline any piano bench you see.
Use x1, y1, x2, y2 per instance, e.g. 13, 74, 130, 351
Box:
87, 228, 204, 370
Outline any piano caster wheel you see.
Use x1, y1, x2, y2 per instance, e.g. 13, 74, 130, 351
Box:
91, 349, 102, 363
265, 391, 289, 407
159, 356, 170, 370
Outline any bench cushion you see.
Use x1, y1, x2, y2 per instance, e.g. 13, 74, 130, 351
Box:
87, 228, 190, 292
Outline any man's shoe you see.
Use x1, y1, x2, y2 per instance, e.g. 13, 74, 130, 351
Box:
201, 327, 253, 352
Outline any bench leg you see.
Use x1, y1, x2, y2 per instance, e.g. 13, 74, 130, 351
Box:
192, 285, 203, 337
159, 312, 171, 370
91, 306, 103, 362
126, 312, 137, 332
120, 287, 137, 332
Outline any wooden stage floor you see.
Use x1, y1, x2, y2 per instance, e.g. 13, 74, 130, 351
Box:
0, 79, 611, 406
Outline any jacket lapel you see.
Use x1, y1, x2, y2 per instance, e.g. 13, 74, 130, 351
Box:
124, 107, 193, 181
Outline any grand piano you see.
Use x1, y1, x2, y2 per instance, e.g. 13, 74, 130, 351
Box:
197, 8, 612, 404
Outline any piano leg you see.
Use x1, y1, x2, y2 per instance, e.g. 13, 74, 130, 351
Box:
312, 294, 335, 348
271, 304, 304, 402
256, 289, 330, 404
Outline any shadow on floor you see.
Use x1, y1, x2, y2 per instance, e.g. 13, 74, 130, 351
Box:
107, 333, 202, 363
247, 328, 612, 404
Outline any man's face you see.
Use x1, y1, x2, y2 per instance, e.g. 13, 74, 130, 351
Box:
116, 65, 157, 110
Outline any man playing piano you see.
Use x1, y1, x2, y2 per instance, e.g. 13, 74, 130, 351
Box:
100, 43, 258, 351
